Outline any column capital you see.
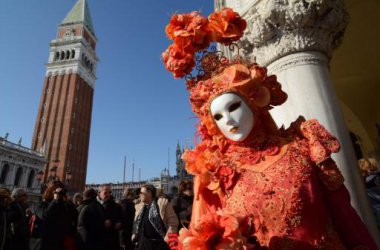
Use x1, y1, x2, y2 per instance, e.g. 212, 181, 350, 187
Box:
237, 0, 349, 66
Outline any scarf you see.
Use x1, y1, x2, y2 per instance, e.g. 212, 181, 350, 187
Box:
135, 200, 166, 238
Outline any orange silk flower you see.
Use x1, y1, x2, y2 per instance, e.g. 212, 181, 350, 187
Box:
208, 8, 247, 45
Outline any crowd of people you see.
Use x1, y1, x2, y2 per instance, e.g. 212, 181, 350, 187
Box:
0, 179, 194, 250
359, 158, 380, 228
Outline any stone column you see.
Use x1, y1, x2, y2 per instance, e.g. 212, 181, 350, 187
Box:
22, 167, 30, 188
216, 0, 380, 245
7, 163, 16, 186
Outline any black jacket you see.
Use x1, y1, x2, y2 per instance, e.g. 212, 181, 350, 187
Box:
100, 198, 123, 250
0, 207, 12, 250
120, 198, 135, 249
77, 198, 106, 250
171, 194, 193, 230
9, 201, 29, 250
29, 199, 77, 250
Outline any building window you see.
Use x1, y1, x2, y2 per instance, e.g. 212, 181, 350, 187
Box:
55, 52, 59, 61
41, 117, 44, 123
66, 50, 70, 60
14, 167, 23, 186
74, 98, 78, 104
60, 51, 65, 60
0, 164, 9, 184
47, 88, 50, 94
69, 144, 72, 151
73, 113, 76, 119
27, 170, 35, 188
71, 128, 74, 134
71, 50, 75, 59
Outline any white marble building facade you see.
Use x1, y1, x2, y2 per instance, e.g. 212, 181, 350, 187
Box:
86, 181, 146, 200
0, 136, 46, 196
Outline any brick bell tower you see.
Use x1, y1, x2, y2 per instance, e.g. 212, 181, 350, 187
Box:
32, 0, 98, 192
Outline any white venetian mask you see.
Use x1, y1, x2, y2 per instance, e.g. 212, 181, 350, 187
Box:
210, 92, 254, 142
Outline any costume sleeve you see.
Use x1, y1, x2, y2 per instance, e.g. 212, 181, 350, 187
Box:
189, 175, 222, 226
300, 119, 377, 249
299, 119, 340, 164
320, 160, 377, 250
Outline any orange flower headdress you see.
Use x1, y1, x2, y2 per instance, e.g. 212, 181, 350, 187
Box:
162, 8, 246, 78
162, 8, 287, 141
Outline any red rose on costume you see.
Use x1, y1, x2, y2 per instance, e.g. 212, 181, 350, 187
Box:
216, 166, 236, 191
208, 8, 247, 45
263, 75, 288, 107
162, 44, 195, 78
162, 9, 247, 79
165, 12, 197, 40
179, 212, 248, 250
196, 216, 223, 242
182, 141, 221, 175
219, 214, 240, 237
251, 86, 271, 107
250, 64, 267, 83
166, 11, 211, 53
184, 15, 212, 51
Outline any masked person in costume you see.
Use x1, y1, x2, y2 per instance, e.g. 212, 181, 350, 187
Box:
161, 8, 377, 250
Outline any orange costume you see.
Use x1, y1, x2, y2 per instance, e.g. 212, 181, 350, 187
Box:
162, 8, 377, 250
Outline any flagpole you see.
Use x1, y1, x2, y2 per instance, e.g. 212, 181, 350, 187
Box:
139, 167, 141, 182
123, 155, 126, 188
168, 147, 170, 175
132, 159, 135, 183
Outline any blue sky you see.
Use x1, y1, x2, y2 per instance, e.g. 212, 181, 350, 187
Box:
0, 0, 214, 183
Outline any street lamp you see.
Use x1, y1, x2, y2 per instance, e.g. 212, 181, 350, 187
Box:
65, 169, 72, 186
37, 170, 44, 183
49, 166, 58, 181
37, 170, 46, 194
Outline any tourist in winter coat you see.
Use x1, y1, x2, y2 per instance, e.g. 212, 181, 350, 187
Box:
171, 180, 193, 231
0, 188, 12, 250
10, 188, 30, 250
97, 184, 123, 250
29, 181, 77, 250
132, 184, 178, 250
77, 188, 106, 250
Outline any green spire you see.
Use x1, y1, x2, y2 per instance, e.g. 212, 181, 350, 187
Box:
61, 0, 95, 35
